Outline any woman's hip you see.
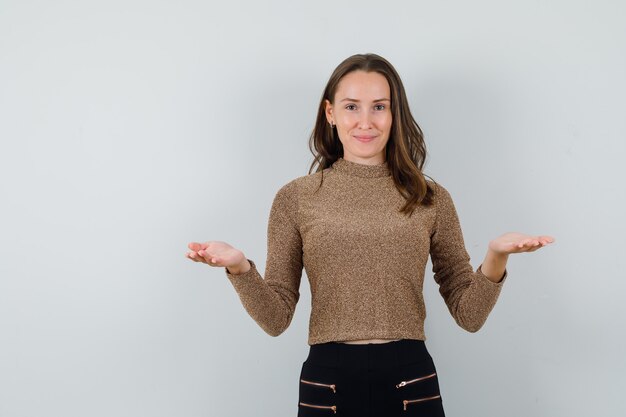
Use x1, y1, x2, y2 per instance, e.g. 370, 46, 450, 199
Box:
297, 339, 445, 416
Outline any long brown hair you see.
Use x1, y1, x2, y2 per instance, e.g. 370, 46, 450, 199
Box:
308, 53, 436, 216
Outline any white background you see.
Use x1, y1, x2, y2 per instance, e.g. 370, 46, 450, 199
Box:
1, 1, 625, 416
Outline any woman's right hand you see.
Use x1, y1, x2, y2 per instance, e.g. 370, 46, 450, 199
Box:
185, 241, 250, 274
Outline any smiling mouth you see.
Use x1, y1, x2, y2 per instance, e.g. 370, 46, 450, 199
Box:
354, 135, 377, 142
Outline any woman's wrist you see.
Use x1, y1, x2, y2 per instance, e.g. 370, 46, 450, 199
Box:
481, 249, 509, 283
486, 247, 510, 261
226, 258, 251, 275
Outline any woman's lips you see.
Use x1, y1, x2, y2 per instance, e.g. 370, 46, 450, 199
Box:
354, 135, 376, 143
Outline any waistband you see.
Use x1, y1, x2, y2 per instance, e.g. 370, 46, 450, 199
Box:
304, 339, 432, 371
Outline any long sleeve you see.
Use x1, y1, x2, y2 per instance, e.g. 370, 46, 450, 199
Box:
429, 183, 507, 333
224, 179, 303, 337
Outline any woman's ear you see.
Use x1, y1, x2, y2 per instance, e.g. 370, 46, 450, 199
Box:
324, 99, 333, 124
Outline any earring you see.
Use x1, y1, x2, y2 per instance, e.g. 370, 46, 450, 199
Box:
329, 121, 334, 129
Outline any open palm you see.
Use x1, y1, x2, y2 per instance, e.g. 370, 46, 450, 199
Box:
186, 241, 245, 268
489, 232, 555, 255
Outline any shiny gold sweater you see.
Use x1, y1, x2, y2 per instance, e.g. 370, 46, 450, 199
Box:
225, 157, 507, 345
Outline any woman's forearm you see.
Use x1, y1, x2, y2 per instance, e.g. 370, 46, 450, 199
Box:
480, 249, 509, 283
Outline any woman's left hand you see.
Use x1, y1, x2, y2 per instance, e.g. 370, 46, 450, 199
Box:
488, 232, 555, 255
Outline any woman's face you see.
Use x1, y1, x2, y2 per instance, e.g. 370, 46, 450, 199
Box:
325, 70, 392, 165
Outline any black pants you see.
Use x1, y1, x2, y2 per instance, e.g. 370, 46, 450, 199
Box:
297, 339, 445, 417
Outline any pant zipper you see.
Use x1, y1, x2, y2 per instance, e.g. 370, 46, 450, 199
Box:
402, 395, 441, 410
395, 372, 437, 388
300, 378, 337, 393
299, 402, 337, 414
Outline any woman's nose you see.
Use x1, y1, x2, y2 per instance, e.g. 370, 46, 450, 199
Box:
358, 111, 372, 129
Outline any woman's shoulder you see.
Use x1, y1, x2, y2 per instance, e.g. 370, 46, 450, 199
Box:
424, 179, 455, 209
279, 169, 327, 192
273, 170, 325, 199
426, 178, 449, 196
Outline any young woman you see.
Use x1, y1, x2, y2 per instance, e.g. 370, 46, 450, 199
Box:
186, 53, 554, 416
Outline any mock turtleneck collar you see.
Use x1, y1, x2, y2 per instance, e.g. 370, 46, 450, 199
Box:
331, 157, 391, 178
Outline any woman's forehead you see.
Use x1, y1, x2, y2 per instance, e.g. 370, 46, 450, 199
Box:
335, 71, 390, 101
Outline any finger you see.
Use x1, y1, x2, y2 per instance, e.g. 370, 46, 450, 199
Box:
205, 252, 222, 266
188, 251, 207, 264
188, 242, 202, 251
186, 252, 200, 262
539, 235, 555, 244
197, 249, 217, 265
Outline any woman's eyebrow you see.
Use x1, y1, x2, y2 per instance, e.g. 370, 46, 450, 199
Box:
339, 98, 390, 103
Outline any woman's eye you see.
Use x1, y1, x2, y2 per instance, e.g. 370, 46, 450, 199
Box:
374, 104, 386, 110
345, 104, 357, 110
